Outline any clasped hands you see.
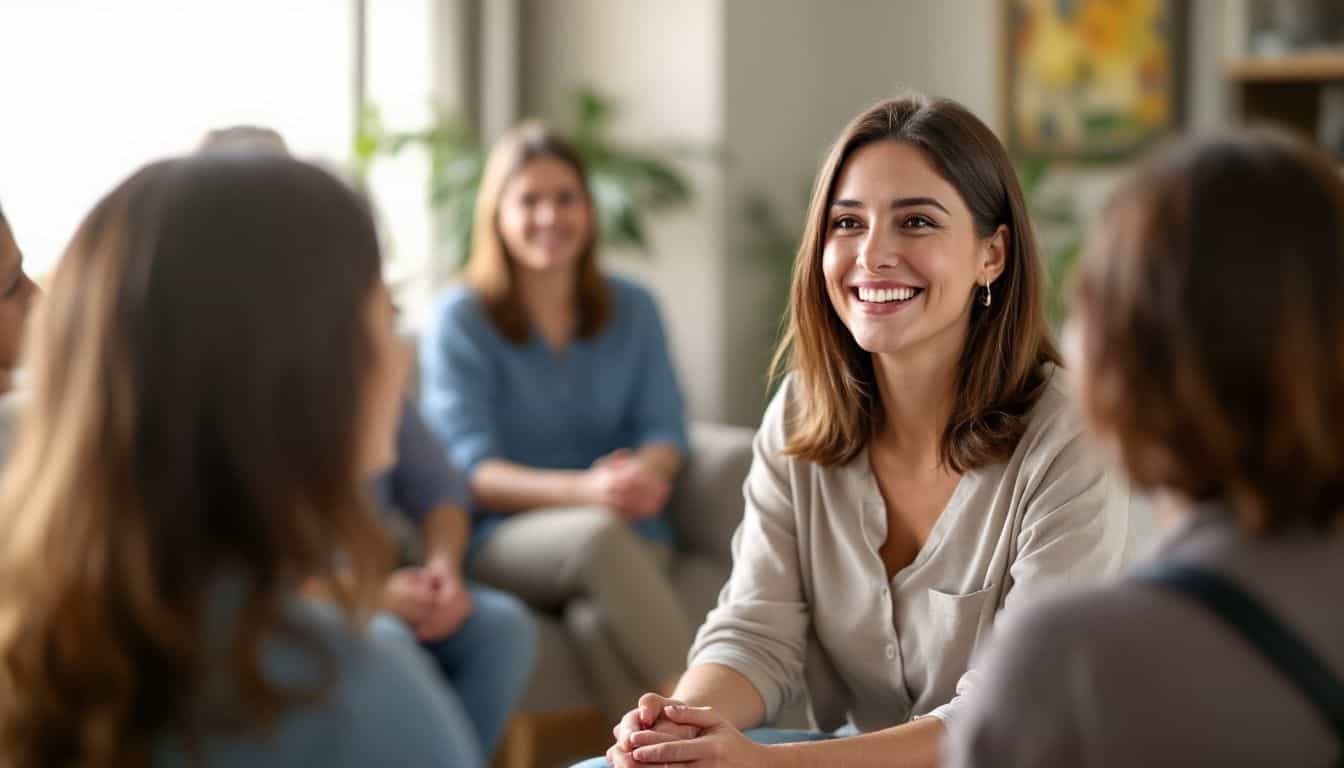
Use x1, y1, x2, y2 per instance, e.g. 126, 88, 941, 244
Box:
584, 449, 671, 521
382, 556, 472, 642
607, 693, 766, 768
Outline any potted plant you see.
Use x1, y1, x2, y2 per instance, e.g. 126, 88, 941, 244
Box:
352, 86, 695, 269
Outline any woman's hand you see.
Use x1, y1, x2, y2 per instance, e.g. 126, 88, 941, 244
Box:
628, 703, 767, 767
411, 558, 473, 641
382, 567, 436, 626
585, 450, 671, 520
607, 693, 702, 768
382, 563, 473, 641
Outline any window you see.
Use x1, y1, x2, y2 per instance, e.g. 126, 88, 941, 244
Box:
0, 0, 434, 315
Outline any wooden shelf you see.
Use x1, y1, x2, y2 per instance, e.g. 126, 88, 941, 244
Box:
1227, 52, 1344, 82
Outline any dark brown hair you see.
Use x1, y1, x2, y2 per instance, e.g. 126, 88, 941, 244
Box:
463, 121, 610, 343
0, 153, 392, 766
772, 94, 1059, 470
1076, 129, 1344, 533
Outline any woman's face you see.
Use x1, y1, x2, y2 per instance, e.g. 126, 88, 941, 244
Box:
358, 283, 409, 478
496, 156, 593, 276
0, 220, 38, 380
821, 139, 1004, 361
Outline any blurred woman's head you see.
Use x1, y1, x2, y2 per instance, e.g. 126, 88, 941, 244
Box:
774, 94, 1058, 469
1074, 129, 1344, 533
464, 121, 609, 342
0, 153, 403, 765
0, 204, 38, 390
197, 124, 290, 155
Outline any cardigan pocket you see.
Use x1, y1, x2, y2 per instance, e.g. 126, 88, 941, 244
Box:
926, 585, 996, 674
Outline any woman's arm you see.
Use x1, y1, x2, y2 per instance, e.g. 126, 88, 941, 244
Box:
635, 442, 684, 483
469, 459, 592, 513
630, 705, 944, 768
421, 502, 469, 568
471, 454, 671, 518
671, 662, 766, 730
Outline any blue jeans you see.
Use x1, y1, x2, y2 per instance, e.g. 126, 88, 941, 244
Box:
373, 585, 537, 761
569, 727, 836, 767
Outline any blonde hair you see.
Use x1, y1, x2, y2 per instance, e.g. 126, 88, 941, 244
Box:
463, 121, 610, 342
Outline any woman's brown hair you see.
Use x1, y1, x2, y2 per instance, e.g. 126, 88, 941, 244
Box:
1075, 129, 1344, 532
463, 121, 610, 343
0, 153, 392, 766
772, 94, 1059, 470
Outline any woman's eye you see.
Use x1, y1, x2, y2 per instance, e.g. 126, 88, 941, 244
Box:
832, 216, 862, 231
556, 191, 578, 205
904, 215, 935, 229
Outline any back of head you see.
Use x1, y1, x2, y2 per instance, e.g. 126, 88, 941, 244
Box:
197, 124, 290, 155
0, 153, 390, 766
1075, 129, 1344, 532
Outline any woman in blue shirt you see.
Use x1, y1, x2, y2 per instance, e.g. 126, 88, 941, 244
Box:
420, 122, 693, 719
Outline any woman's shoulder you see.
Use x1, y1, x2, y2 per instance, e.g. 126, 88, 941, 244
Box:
604, 273, 663, 319
159, 601, 467, 766
287, 604, 467, 760
429, 283, 488, 328
756, 373, 810, 455
1026, 364, 1077, 429
1012, 365, 1089, 466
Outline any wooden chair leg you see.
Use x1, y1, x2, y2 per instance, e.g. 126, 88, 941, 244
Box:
492, 708, 608, 768
493, 713, 536, 768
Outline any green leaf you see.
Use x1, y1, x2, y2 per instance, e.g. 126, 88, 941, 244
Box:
571, 85, 613, 140
359, 86, 701, 269
1016, 156, 1050, 195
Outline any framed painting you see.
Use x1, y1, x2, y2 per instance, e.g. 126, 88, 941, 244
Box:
1003, 0, 1187, 161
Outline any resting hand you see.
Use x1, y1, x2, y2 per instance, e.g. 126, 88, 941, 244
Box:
629, 704, 765, 767
586, 451, 671, 521
411, 558, 473, 641
607, 693, 701, 768
381, 567, 437, 627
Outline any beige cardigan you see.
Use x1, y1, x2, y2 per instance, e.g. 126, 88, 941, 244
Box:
688, 369, 1133, 731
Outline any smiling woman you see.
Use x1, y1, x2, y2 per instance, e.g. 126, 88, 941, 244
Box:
418, 122, 694, 722
577, 94, 1134, 768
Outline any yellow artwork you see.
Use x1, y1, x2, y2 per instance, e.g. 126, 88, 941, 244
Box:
1007, 0, 1183, 160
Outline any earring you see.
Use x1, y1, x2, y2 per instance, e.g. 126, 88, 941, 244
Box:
980, 280, 992, 307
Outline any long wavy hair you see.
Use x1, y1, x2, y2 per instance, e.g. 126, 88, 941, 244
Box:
0, 153, 392, 766
771, 94, 1059, 471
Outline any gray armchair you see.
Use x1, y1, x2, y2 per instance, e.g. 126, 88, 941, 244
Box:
494, 422, 755, 768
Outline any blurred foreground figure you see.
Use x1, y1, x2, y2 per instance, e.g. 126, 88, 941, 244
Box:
949, 129, 1344, 767
0, 153, 476, 767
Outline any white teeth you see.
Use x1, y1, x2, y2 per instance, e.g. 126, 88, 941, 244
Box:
858, 287, 918, 303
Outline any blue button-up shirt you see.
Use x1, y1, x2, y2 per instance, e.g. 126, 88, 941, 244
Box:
419, 275, 689, 546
